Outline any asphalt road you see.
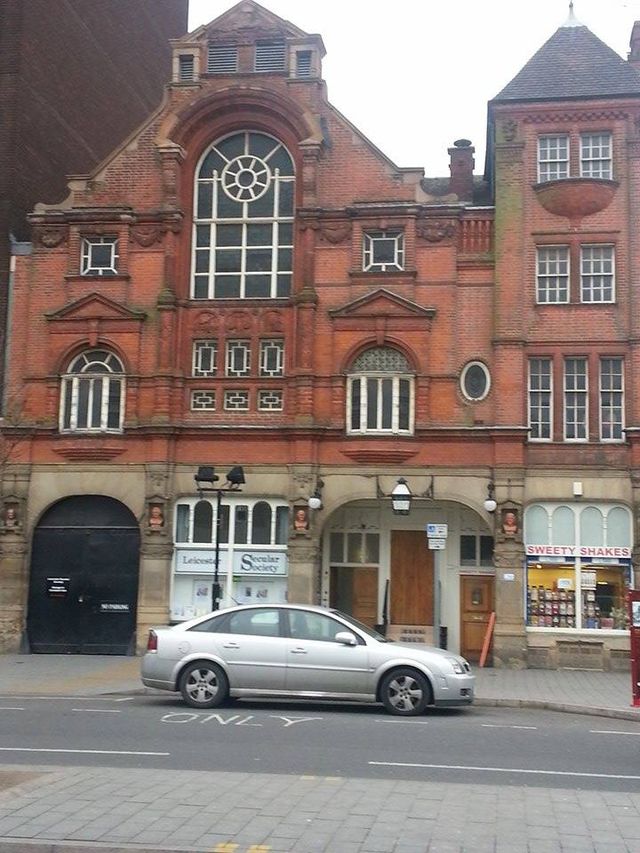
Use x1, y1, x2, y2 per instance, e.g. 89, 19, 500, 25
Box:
0, 693, 638, 792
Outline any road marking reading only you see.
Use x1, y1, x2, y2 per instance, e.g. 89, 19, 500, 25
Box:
0, 748, 169, 756
160, 712, 322, 727
369, 761, 640, 781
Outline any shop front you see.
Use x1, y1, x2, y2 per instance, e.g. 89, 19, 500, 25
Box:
524, 502, 633, 670
171, 496, 290, 620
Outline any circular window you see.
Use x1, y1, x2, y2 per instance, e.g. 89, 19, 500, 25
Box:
221, 155, 272, 202
460, 361, 491, 401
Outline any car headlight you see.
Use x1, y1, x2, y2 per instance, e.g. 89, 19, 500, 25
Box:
447, 657, 466, 674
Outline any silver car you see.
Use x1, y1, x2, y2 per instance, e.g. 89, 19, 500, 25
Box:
141, 604, 474, 716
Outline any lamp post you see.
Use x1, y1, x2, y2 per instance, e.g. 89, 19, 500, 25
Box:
194, 465, 245, 612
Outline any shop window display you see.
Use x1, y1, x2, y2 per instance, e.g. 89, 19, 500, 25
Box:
525, 502, 632, 632
526, 562, 629, 630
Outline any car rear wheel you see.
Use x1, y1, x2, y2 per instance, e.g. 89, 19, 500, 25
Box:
379, 667, 431, 716
179, 661, 229, 709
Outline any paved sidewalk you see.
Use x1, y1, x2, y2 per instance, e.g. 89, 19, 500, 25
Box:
0, 653, 637, 720
0, 764, 639, 853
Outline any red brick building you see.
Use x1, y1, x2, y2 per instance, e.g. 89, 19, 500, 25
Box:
1, 2, 638, 669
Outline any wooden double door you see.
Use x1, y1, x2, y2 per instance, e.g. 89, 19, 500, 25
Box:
390, 530, 434, 625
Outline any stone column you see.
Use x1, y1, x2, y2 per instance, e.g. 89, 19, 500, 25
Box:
287, 535, 321, 605
0, 531, 29, 651
492, 534, 527, 668
135, 463, 174, 651
137, 539, 173, 652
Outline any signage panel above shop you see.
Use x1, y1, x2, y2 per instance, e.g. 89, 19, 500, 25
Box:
233, 551, 287, 575
175, 549, 287, 575
526, 545, 631, 559
175, 550, 229, 574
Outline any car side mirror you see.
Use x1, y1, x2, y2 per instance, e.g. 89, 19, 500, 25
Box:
335, 631, 357, 646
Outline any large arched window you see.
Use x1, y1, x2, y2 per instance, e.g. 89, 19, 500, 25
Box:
60, 350, 125, 433
347, 347, 414, 435
192, 131, 295, 300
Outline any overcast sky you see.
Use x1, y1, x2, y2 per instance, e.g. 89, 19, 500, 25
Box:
188, 0, 640, 177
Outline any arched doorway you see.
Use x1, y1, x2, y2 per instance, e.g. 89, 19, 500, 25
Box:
27, 496, 140, 654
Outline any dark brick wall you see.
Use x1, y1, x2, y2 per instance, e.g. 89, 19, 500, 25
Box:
0, 0, 188, 400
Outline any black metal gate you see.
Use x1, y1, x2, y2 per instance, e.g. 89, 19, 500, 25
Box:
27, 496, 140, 654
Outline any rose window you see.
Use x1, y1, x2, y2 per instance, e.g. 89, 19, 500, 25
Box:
221, 155, 271, 201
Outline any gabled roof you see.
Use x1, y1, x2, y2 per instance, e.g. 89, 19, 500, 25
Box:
187, 0, 309, 42
492, 23, 640, 103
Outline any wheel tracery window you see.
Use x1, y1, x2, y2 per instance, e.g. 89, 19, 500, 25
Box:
192, 131, 295, 300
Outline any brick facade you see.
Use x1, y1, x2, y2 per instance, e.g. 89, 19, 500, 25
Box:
1, 1, 638, 669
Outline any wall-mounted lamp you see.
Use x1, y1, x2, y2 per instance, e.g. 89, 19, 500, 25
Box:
376, 475, 434, 515
483, 481, 497, 513
391, 477, 412, 515
308, 479, 324, 511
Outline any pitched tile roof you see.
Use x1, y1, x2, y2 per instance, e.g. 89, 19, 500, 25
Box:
492, 24, 640, 103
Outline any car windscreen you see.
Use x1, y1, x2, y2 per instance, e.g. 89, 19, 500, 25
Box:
329, 610, 388, 641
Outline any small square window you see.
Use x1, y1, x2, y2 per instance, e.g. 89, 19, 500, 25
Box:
207, 44, 238, 73
226, 340, 251, 377
580, 133, 612, 179
295, 50, 313, 77
580, 245, 615, 303
192, 340, 218, 377
81, 237, 119, 276
537, 135, 569, 182
363, 231, 404, 272
258, 389, 283, 410
224, 390, 249, 410
191, 390, 216, 411
255, 41, 286, 72
260, 340, 284, 376
178, 54, 195, 81
536, 246, 569, 304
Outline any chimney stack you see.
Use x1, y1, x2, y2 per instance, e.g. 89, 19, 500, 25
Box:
629, 22, 640, 71
448, 139, 475, 202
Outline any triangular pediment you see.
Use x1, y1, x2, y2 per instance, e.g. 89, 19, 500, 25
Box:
329, 289, 435, 320
188, 0, 308, 43
45, 293, 146, 322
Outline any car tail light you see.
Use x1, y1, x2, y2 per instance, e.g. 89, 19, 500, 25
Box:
147, 630, 158, 652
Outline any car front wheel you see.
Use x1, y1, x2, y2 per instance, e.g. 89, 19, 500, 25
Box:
179, 661, 229, 709
379, 667, 431, 716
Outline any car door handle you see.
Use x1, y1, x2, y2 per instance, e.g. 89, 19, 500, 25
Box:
222, 642, 240, 649
290, 647, 308, 654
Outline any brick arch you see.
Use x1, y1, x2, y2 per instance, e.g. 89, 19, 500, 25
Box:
340, 338, 420, 375
159, 86, 322, 167
54, 340, 131, 376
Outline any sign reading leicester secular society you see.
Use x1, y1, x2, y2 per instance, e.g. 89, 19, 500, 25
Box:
175, 549, 286, 575
526, 545, 632, 559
